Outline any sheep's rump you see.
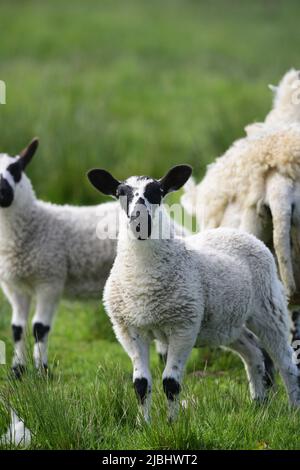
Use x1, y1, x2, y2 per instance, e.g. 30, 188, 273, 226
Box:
182, 126, 300, 227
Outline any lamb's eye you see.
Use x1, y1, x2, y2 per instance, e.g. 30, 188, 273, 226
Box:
144, 182, 162, 205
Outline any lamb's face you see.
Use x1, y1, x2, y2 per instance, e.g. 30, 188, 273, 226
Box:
87, 164, 192, 241
271, 69, 300, 114
117, 176, 163, 240
0, 138, 38, 209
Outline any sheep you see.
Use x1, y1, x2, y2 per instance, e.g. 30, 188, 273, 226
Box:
87, 164, 300, 423
181, 70, 300, 312
0, 138, 121, 378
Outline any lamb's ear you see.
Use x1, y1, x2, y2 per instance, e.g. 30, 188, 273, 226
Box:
87, 169, 120, 197
18, 137, 39, 169
159, 164, 192, 196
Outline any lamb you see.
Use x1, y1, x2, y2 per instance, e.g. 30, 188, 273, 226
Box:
0, 138, 120, 378
87, 164, 300, 422
181, 69, 300, 310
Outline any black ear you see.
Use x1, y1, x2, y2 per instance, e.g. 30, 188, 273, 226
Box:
18, 137, 39, 170
87, 169, 121, 197
159, 164, 192, 196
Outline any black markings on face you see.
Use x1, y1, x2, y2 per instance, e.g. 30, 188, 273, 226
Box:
33, 322, 50, 342
134, 377, 149, 404
117, 184, 134, 214
144, 181, 163, 205
163, 377, 181, 401
7, 161, 22, 183
12, 325, 23, 342
0, 176, 14, 208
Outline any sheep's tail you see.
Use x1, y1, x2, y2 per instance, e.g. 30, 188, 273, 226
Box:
266, 174, 296, 299
181, 176, 197, 216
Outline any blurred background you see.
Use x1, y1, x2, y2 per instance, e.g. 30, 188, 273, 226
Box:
1, 0, 300, 449
1, 0, 300, 205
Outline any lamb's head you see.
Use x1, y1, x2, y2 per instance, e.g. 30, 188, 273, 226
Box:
269, 68, 300, 118
0, 138, 38, 209
87, 165, 192, 240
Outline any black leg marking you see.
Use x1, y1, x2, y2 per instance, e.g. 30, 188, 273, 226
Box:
134, 377, 149, 404
262, 349, 275, 389
163, 377, 181, 401
12, 325, 23, 343
33, 322, 50, 342
11, 364, 26, 380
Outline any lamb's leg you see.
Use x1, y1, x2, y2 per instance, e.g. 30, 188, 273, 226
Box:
32, 284, 61, 373
162, 329, 197, 422
1, 282, 31, 379
249, 318, 300, 407
266, 173, 296, 298
113, 324, 152, 423
226, 328, 273, 402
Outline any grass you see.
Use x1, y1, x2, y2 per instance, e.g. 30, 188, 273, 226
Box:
1, 0, 300, 450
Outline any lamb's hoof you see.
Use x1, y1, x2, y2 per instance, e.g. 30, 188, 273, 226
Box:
11, 365, 26, 380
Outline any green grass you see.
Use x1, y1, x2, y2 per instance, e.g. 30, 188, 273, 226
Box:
1, 0, 300, 450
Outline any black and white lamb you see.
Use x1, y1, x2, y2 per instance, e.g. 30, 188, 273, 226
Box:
0, 138, 119, 377
88, 164, 300, 422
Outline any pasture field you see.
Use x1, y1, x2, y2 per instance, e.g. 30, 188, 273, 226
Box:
1, 0, 300, 450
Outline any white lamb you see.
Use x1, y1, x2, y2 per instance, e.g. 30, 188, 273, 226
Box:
181, 69, 300, 312
87, 164, 299, 423
0, 138, 120, 377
